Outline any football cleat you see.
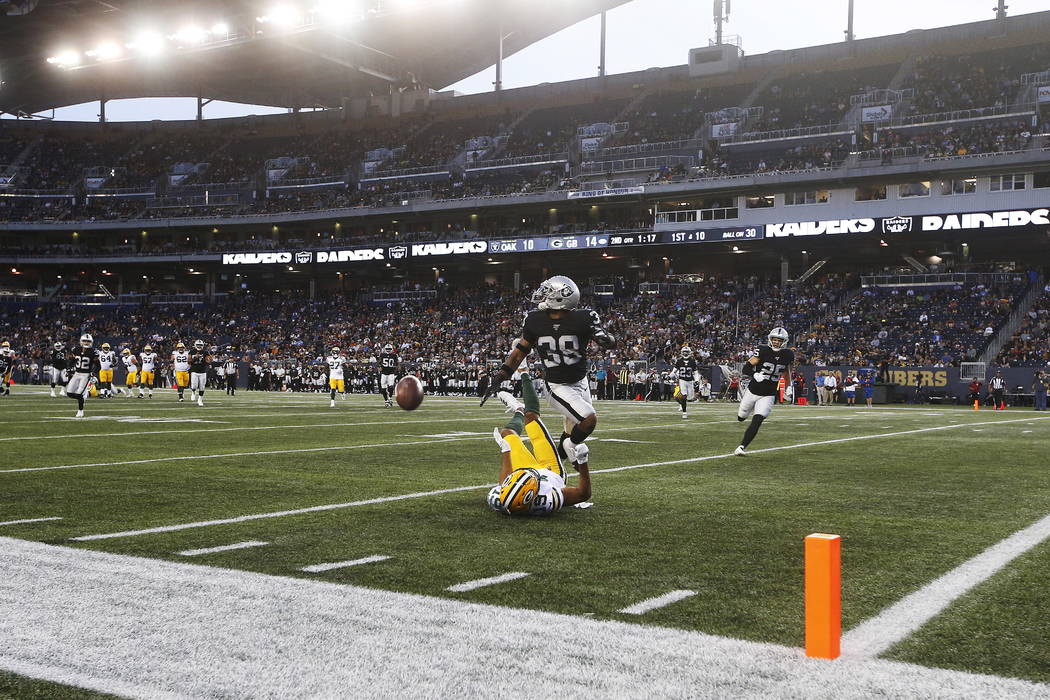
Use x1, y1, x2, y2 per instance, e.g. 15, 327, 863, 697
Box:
75, 409, 84, 418
734, 445, 747, 456
80, 334, 93, 348
197, 397, 204, 407
531, 275, 580, 310
497, 468, 541, 515
682, 412, 688, 419
496, 391, 525, 414
768, 327, 789, 350
330, 399, 336, 408
178, 397, 184, 402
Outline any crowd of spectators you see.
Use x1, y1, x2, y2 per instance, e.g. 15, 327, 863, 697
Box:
996, 283, 1050, 367
801, 280, 1029, 367
749, 65, 898, 132
872, 119, 1033, 159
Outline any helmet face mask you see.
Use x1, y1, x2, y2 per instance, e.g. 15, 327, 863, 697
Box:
680, 346, 693, 359
768, 327, 790, 350
531, 275, 580, 311
194, 340, 205, 351
101, 343, 111, 350
144, 345, 152, 352
54, 342, 64, 351
80, 334, 93, 348
383, 344, 393, 354
176, 342, 186, 350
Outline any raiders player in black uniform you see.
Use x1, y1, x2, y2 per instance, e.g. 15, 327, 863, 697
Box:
379, 344, 400, 407
49, 341, 68, 397
735, 327, 794, 456
66, 333, 100, 418
673, 346, 700, 418
189, 340, 210, 407
482, 275, 615, 462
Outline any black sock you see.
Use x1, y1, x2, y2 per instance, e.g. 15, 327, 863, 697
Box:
678, 397, 687, 412
76, 396, 84, 410
380, 388, 388, 401
557, 431, 571, 460
741, 415, 765, 448
569, 424, 590, 445
330, 390, 336, 400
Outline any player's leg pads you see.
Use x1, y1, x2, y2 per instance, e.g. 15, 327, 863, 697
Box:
544, 379, 592, 424
741, 414, 765, 448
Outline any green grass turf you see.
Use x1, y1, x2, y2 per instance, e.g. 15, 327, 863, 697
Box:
2, 388, 1050, 688
0, 672, 116, 700
886, 539, 1050, 683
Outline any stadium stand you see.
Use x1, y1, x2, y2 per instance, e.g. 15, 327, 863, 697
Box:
996, 283, 1050, 367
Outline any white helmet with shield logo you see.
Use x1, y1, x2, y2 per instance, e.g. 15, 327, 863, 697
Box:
531, 275, 580, 311
768, 327, 789, 350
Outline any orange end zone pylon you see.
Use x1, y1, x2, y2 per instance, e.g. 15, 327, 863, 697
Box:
805, 533, 841, 659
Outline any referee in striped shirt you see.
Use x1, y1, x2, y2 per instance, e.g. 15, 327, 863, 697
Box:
989, 371, 1007, 411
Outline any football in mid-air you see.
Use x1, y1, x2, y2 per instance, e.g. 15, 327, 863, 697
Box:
395, 375, 424, 411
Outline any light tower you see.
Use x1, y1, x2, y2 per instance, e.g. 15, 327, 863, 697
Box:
713, 0, 731, 46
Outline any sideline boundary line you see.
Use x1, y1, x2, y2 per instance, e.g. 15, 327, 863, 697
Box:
71, 416, 1050, 541
842, 510, 1050, 658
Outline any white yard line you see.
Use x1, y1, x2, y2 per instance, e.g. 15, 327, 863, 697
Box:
618, 590, 696, 615
842, 511, 1050, 659
2, 538, 1047, 699
300, 555, 391, 573
0, 421, 715, 475
178, 541, 269, 557
0, 517, 62, 527
447, 572, 531, 593
70, 416, 1050, 541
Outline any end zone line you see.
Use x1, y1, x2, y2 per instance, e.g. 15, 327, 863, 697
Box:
619, 590, 697, 615
70, 416, 1050, 542
842, 510, 1050, 659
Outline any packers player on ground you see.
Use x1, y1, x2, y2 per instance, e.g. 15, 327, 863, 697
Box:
0, 340, 14, 396
139, 345, 157, 398
172, 342, 191, 402
487, 371, 592, 516
120, 348, 140, 398
327, 347, 346, 408
189, 339, 209, 407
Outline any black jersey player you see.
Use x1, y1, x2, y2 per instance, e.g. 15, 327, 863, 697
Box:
673, 346, 701, 418
48, 342, 68, 397
378, 344, 400, 407
482, 275, 615, 462
66, 333, 100, 417
735, 327, 794, 456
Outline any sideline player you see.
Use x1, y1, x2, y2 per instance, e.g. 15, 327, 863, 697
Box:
734, 327, 794, 456
842, 371, 859, 406
172, 341, 191, 402
121, 348, 139, 398
860, 368, 875, 408
189, 340, 209, 407
327, 346, 346, 408
487, 372, 591, 516
66, 333, 99, 418
378, 343, 399, 407
97, 342, 116, 397
673, 345, 700, 418
0, 340, 14, 396
139, 344, 157, 398
482, 275, 615, 460
48, 341, 67, 397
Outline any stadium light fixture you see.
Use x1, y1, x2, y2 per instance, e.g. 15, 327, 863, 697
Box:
173, 26, 208, 45
48, 50, 81, 67
316, 0, 361, 22
261, 5, 302, 26
210, 22, 230, 36
91, 42, 123, 60
130, 31, 166, 56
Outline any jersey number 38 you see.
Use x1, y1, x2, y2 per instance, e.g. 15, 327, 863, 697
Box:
536, 335, 582, 367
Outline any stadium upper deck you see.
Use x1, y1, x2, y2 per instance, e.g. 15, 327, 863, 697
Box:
0, 9, 1049, 286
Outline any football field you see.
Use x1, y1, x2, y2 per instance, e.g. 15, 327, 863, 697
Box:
2, 388, 1050, 698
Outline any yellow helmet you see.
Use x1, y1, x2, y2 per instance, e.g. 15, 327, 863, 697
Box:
143, 345, 152, 352
497, 468, 541, 515
121, 348, 131, 355
1, 341, 9, 348
176, 342, 186, 350
101, 343, 111, 350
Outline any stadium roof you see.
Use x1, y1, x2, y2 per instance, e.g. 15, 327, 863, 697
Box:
0, 0, 630, 115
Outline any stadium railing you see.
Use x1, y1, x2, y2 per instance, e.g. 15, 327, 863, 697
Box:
877, 104, 1036, 128
860, 272, 1025, 287
464, 153, 569, 172
720, 123, 850, 145
586, 139, 699, 160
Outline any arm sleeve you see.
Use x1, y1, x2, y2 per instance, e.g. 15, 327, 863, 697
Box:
521, 315, 538, 344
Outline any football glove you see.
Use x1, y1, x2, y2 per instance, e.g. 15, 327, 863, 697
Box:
479, 371, 508, 407
752, 372, 768, 383
573, 441, 590, 465
593, 328, 616, 349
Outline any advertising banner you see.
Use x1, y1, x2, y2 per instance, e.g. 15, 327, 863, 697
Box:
1037, 85, 1050, 103
861, 104, 893, 122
